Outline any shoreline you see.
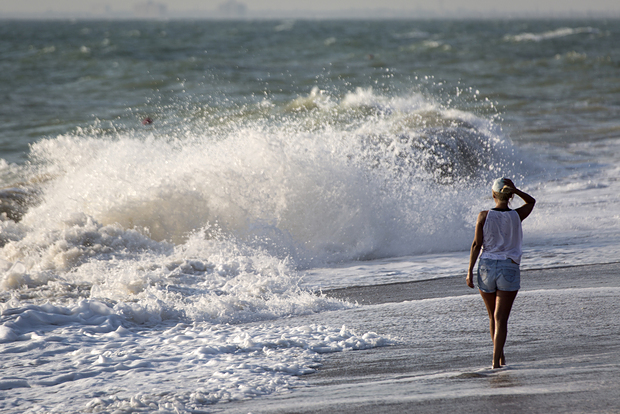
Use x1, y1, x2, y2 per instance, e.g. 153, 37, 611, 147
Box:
319, 261, 620, 305
227, 262, 620, 413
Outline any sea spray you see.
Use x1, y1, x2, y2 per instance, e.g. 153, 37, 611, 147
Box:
4, 88, 519, 266
0, 89, 525, 345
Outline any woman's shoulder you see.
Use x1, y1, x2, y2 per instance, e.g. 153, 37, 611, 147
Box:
477, 210, 489, 223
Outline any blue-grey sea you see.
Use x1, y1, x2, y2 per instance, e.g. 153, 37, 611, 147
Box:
1, 19, 619, 413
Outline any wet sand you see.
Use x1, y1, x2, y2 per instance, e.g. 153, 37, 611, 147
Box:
322, 262, 620, 305
226, 263, 620, 413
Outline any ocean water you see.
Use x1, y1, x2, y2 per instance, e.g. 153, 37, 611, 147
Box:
1, 19, 619, 412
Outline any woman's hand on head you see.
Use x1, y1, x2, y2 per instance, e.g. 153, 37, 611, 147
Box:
501, 178, 516, 193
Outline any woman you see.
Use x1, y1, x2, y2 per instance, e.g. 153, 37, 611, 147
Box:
466, 178, 536, 369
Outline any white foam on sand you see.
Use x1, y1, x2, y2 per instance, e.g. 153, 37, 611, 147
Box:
0, 299, 390, 412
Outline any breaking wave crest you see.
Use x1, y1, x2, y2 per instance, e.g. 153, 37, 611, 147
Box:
0, 88, 525, 326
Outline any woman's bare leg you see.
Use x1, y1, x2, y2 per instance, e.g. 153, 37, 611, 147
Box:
480, 290, 517, 368
492, 290, 518, 368
480, 290, 497, 340
479, 291, 499, 364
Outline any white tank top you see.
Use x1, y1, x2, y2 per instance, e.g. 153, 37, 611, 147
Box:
480, 209, 523, 264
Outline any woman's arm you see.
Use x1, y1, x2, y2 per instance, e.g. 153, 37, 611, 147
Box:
466, 210, 487, 288
503, 179, 536, 221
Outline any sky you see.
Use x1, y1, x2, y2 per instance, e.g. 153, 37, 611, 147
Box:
1, 0, 620, 19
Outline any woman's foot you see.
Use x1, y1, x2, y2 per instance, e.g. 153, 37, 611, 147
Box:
492, 352, 506, 369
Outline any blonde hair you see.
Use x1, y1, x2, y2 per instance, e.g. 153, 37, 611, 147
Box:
493, 190, 512, 202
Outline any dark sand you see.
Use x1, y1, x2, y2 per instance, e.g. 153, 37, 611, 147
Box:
322, 262, 620, 305
226, 263, 620, 414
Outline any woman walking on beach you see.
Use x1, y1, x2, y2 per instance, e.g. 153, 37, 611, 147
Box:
467, 178, 536, 369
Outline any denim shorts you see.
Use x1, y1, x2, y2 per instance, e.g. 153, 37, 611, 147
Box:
477, 258, 521, 293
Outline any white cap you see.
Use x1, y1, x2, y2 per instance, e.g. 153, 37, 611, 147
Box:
492, 177, 510, 193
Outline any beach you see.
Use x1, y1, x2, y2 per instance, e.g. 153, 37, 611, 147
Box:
227, 263, 620, 413
1, 19, 620, 413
